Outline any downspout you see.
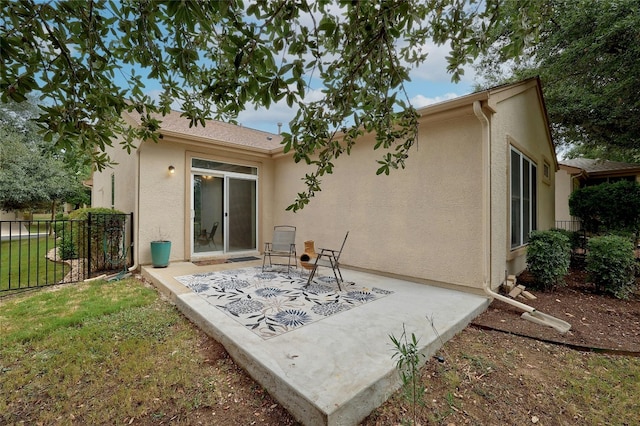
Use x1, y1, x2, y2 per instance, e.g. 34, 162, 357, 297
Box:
472, 101, 570, 334
128, 145, 141, 273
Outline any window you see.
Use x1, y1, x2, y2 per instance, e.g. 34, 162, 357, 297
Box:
192, 158, 257, 175
542, 159, 551, 185
511, 147, 537, 249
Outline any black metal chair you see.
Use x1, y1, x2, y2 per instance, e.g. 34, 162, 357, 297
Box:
305, 231, 349, 290
208, 222, 219, 248
198, 221, 219, 249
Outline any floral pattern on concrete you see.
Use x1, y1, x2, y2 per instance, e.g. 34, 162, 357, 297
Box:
174, 266, 393, 339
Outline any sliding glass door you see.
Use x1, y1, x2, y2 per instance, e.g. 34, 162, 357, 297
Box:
191, 159, 258, 256
193, 174, 224, 254
227, 177, 257, 253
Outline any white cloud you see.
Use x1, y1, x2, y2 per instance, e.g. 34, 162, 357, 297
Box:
236, 87, 326, 134
410, 42, 477, 85
410, 92, 461, 108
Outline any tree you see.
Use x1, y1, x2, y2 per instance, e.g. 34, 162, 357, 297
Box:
475, 0, 640, 156
1, 0, 543, 210
0, 100, 88, 216
569, 180, 640, 234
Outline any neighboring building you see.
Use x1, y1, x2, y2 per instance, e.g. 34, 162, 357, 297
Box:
92, 77, 557, 293
555, 158, 640, 224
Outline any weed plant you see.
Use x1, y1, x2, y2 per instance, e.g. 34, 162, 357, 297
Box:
390, 324, 426, 425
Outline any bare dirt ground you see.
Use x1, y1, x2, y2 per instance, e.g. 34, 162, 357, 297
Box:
472, 268, 640, 354
161, 268, 640, 425
361, 267, 640, 425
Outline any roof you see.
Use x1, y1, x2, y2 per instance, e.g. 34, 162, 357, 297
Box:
123, 77, 553, 159
559, 158, 640, 176
124, 109, 283, 152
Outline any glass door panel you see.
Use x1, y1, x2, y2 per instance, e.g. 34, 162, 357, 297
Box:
226, 177, 257, 252
193, 174, 224, 253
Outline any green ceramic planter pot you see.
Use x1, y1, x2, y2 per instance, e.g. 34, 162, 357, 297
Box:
150, 240, 171, 268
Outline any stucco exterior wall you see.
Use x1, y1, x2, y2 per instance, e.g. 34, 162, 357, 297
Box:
91, 136, 138, 214
135, 140, 276, 265
488, 83, 557, 279
554, 168, 574, 222
137, 139, 186, 264
272, 110, 486, 290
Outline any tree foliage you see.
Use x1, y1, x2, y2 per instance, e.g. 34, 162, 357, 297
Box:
0, 99, 87, 213
569, 181, 640, 234
476, 0, 640, 156
1, 0, 544, 210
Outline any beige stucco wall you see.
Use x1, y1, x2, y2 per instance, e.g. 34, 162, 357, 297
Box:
487, 82, 557, 278
91, 136, 138, 215
136, 139, 276, 265
136, 139, 186, 264
270, 82, 555, 292
271, 108, 487, 290
554, 168, 574, 222
94, 135, 277, 266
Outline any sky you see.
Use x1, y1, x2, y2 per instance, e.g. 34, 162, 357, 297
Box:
135, 40, 479, 136
103, 3, 482, 137
234, 42, 478, 135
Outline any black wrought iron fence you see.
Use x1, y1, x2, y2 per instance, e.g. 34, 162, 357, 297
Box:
554, 220, 583, 232
0, 213, 133, 293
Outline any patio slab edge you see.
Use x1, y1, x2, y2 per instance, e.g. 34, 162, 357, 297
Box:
141, 262, 491, 426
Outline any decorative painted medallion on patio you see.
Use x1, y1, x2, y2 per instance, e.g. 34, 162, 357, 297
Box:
174, 266, 393, 339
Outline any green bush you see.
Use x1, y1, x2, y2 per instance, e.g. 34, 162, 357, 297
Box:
526, 230, 571, 291
550, 227, 577, 247
66, 208, 127, 272
52, 220, 66, 236
586, 235, 637, 299
67, 207, 121, 220
59, 232, 77, 260
570, 180, 640, 233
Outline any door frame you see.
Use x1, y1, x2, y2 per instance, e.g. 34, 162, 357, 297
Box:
189, 159, 259, 258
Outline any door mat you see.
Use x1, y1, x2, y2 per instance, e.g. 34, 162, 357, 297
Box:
227, 256, 261, 262
174, 266, 393, 339
192, 256, 260, 266
192, 259, 228, 266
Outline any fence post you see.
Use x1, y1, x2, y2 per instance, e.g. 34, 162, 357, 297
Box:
129, 212, 135, 268
87, 213, 92, 279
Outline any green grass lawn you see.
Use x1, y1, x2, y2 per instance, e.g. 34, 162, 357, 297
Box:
0, 278, 292, 425
2, 277, 638, 425
0, 236, 69, 291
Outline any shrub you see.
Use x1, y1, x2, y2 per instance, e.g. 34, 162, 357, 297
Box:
51, 220, 66, 236
586, 235, 637, 299
59, 232, 77, 260
66, 208, 127, 272
526, 230, 571, 291
570, 180, 640, 234
550, 227, 577, 247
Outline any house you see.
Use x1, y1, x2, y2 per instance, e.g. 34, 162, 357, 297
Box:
92, 77, 557, 293
555, 158, 640, 225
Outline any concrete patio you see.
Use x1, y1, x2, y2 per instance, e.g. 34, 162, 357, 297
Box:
142, 259, 490, 426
